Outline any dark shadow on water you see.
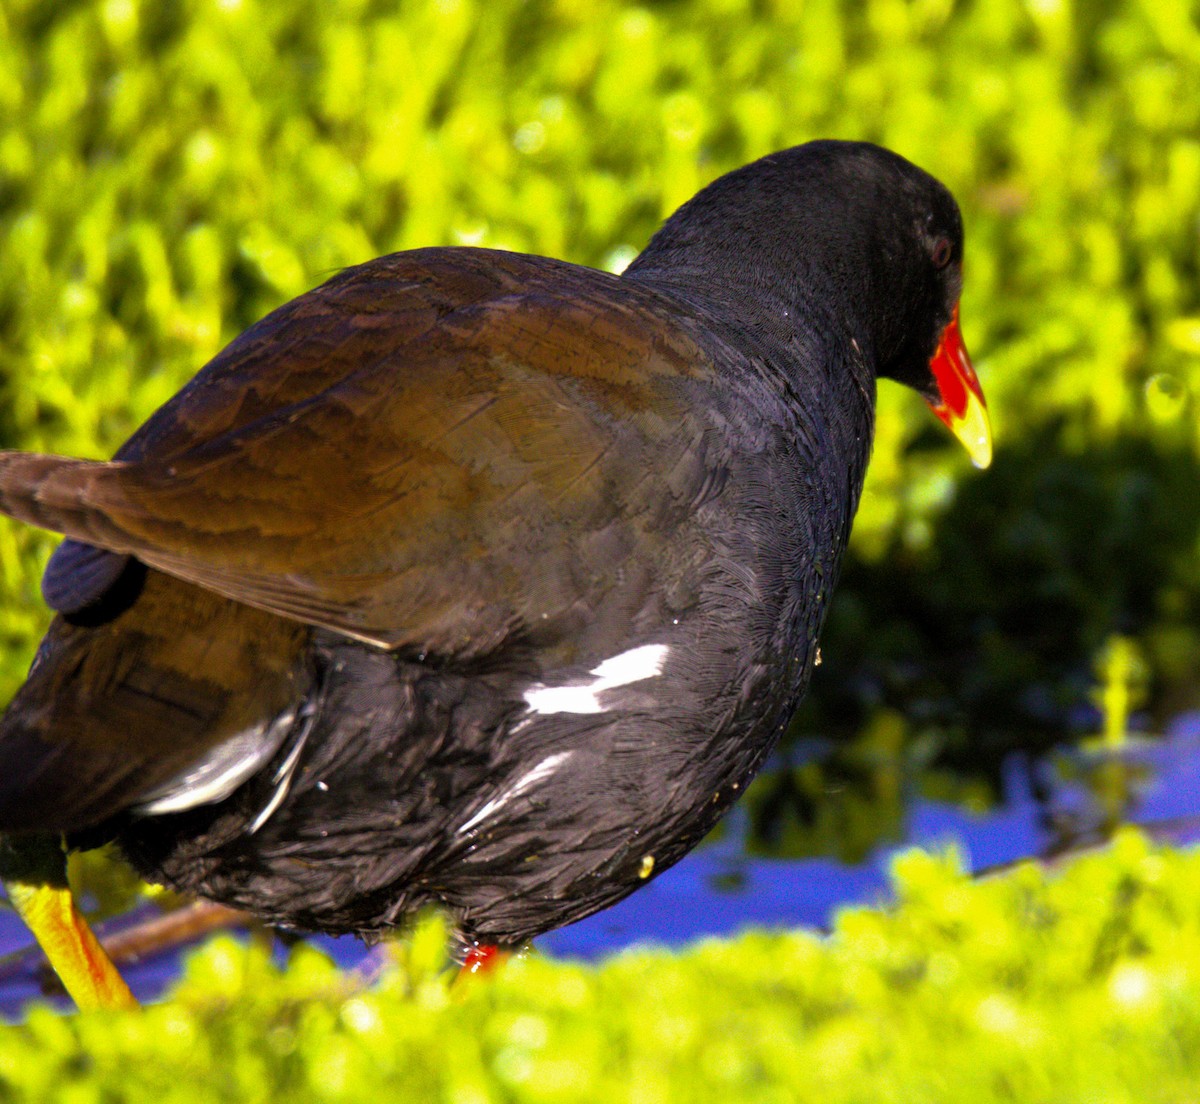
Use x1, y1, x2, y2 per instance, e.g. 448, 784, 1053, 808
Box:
747, 421, 1200, 858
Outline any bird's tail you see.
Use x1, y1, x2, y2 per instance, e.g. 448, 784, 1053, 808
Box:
0, 451, 136, 555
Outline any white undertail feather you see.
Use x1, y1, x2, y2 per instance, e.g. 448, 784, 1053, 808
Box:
134, 712, 297, 816
248, 705, 317, 834
133, 703, 317, 834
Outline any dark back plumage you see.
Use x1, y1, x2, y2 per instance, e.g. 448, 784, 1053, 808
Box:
0, 141, 972, 950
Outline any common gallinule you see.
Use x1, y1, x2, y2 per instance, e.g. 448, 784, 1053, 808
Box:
0, 140, 990, 1009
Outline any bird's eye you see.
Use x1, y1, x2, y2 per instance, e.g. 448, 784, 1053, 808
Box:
931, 237, 953, 268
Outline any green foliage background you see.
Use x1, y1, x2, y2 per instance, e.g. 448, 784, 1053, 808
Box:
2, 0, 1200, 1095
5, 833, 1200, 1101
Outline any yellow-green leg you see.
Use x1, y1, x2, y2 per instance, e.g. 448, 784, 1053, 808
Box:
1, 834, 137, 1011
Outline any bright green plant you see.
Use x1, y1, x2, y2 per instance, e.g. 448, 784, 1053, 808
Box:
3, 833, 1200, 1101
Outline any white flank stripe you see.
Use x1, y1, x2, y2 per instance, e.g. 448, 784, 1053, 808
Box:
523, 644, 669, 716
459, 751, 574, 833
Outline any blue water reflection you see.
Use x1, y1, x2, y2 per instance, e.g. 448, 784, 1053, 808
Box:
539, 756, 1051, 957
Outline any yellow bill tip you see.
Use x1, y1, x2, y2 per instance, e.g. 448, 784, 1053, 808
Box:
928, 305, 993, 470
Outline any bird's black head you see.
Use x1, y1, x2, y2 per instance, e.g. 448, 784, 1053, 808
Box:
626, 139, 991, 466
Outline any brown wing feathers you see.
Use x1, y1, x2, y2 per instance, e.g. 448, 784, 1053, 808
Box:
0, 251, 706, 655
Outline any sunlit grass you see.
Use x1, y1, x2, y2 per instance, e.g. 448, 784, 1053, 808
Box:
5, 833, 1200, 1101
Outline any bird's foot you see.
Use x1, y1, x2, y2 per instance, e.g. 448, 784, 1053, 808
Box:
1, 834, 137, 1011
